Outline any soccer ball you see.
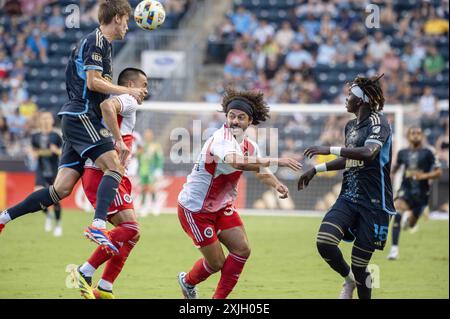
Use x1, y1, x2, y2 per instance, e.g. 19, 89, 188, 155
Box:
134, 0, 166, 31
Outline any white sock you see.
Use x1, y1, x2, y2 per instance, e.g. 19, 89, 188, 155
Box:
98, 279, 113, 291
345, 270, 356, 283
0, 211, 11, 225
79, 262, 96, 277
92, 219, 106, 229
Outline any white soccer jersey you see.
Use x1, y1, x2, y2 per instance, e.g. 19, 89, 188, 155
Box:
178, 124, 260, 213
84, 94, 137, 171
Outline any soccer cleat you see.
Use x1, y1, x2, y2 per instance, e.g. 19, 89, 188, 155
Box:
70, 266, 95, 299
387, 246, 399, 260
93, 286, 116, 299
178, 272, 198, 299
44, 216, 52, 232
339, 280, 356, 299
83, 226, 119, 255
0, 224, 4, 234
53, 223, 63, 237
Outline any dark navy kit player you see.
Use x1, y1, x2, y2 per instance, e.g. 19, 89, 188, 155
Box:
387, 126, 442, 260
298, 74, 394, 299
0, 0, 147, 256
30, 112, 63, 236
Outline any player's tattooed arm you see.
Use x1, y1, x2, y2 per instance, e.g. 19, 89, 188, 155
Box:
256, 167, 289, 199
297, 157, 346, 191
304, 143, 381, 161
86, 70, 147, 103
100, 97, 130, 165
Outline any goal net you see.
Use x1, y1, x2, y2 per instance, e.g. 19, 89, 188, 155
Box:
133, 102, 405, 216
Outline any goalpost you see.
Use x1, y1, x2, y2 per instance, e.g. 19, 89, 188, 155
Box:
134, 102, 406, 216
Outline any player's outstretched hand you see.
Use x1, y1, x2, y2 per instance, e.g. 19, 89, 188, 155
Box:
115, 140, 130, 166
128, 87, 148, 104
276, 183, 289, 199
277, 158, 302, 171
297, 168, 316, 191
304, 146, 330, 159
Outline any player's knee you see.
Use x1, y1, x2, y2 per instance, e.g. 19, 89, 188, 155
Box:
131, 228, 140, 243
53, 184, 72, 199
316, 240, 335, 259
208, 257, 226, 272
233, 246, 251, 259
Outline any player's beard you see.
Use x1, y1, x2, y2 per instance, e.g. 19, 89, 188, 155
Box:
231, 126, 245, 141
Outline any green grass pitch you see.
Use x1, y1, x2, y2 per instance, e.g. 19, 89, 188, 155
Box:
0, 210, 448, 299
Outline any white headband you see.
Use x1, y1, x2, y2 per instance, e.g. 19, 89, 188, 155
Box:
350, 84, 369, 103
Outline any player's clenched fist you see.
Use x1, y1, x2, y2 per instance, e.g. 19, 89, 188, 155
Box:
275, 183, 289, 199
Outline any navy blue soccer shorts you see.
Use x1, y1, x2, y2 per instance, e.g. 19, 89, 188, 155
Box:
322, 197, 393, 251
58, 113, 114, 175
396, 190, 429, 218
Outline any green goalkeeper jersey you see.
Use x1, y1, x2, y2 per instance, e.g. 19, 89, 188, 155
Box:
138, 142, 164, 178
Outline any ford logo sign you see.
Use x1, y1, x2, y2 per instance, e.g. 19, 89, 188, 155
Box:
155, 57, 175, 65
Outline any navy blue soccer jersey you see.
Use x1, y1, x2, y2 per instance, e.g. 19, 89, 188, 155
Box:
397, 147, 441, 200
31, 131, 63, 178
339, 112, 395, 214
58, 28, 112, 119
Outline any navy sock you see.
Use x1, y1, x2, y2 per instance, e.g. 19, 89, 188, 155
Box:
94, 170, 122, 221
351, 244, 374, 299
8, 186, 60, 220
54, 203, 62, 221
316, 222, 350, 277
392, 213, 402, 246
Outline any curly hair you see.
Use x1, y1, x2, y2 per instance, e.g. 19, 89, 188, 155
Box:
221, 87, 270, 125
352, 74, 385, 112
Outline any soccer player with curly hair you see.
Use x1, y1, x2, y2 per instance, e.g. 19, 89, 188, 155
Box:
177, 88, 301, 299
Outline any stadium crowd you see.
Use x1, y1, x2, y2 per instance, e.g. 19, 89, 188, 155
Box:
0, 0, 191, 157
205, 0, 449, 169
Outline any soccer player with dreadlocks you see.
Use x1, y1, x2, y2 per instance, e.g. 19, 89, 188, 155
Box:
177, 88, 301, 299
297, 74, 394, 299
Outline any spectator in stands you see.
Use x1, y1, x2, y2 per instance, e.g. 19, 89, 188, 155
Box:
5, 107, 26, 142
0, 90, 16, 117
303, 13, 321, 40
19, 97, 37, 120
253, 19, 275, 45
402, 43, 424, 74
424, 7, 449, 36
379, 49, 401, 76
380, 1, 397, 26
366, 30, 391, 63
270, 68, 289, 101
26, 28, 48, 62
264, 54, 281, 80
223, 41, 249, 81
316, 36, 336, 65
230, 5, 252, 36
252, 71, 270, 94
335, 31, 356, 63
274, 21, 295, 53
423, 45, 445, 76
319, 13, 337, 39
0, 49, 13, 80
284, 42, 313, 72
48, 5, 65, 35
419, 86, 439, 118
